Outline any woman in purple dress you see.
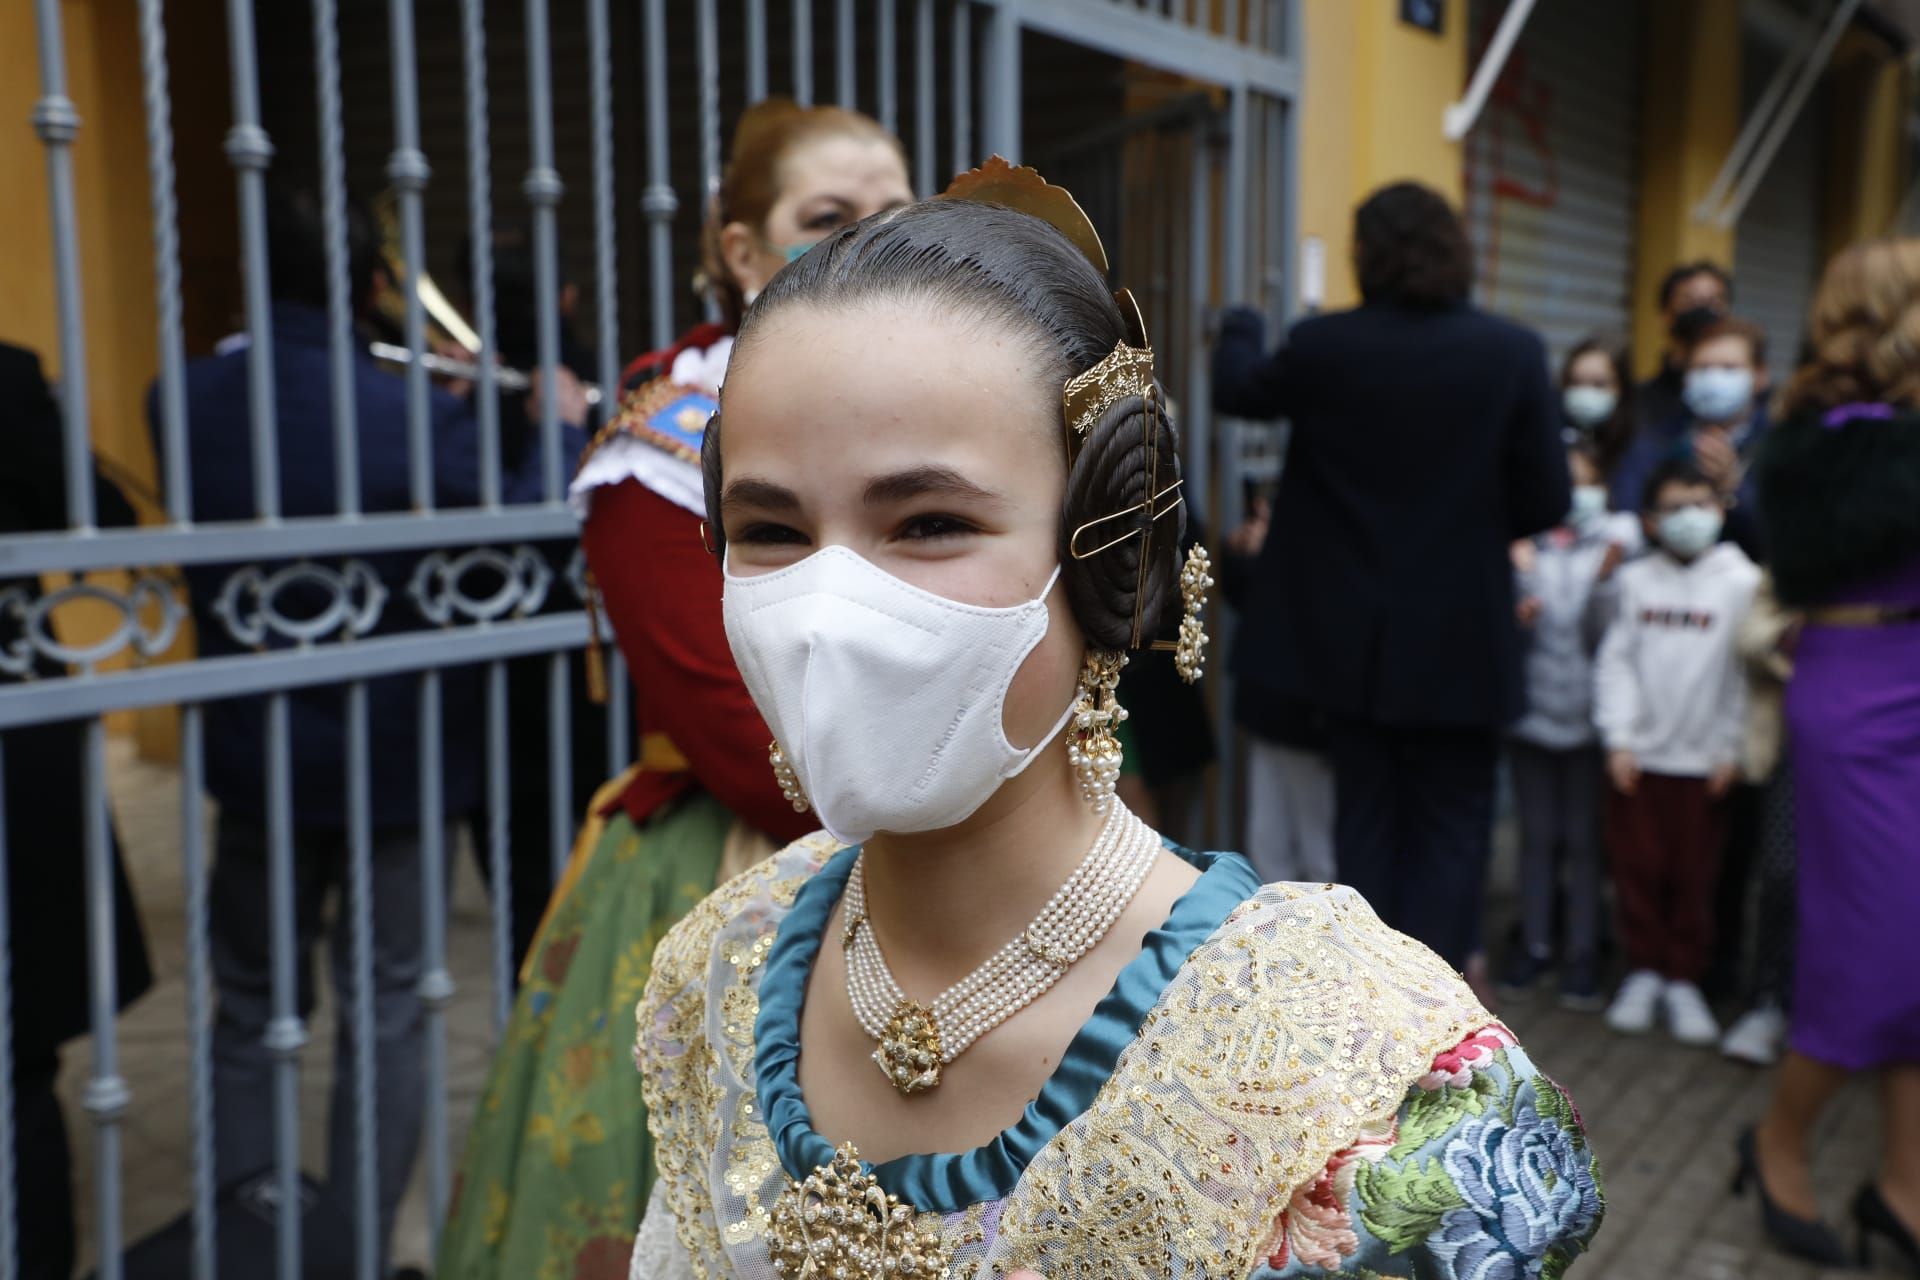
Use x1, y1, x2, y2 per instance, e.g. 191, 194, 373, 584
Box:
1743, 239, 1920, 1273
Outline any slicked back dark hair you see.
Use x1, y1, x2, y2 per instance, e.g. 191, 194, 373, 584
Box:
1353, 182, 1473, 308
705, 198, 1188, 650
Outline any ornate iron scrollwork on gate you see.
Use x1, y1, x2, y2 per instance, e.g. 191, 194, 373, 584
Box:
0, 575, 186, 677
213, 559, 390, 647
407, 545, 554, 625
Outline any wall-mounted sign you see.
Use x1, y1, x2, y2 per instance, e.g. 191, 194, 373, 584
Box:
1401, 0, 1445, 35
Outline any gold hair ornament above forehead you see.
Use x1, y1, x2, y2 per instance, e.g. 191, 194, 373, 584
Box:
941, 158, 1208, 679
941, 155, 1109, 274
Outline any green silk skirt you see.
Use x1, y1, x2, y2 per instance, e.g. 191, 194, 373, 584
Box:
437, 785, 730, 1280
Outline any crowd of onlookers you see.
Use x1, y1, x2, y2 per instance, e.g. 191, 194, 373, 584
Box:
1216, 182, 1920, 1269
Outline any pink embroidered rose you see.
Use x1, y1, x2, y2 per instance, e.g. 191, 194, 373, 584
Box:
1418, 1022, 1517, 1091
1262, 1115, 1397, 1269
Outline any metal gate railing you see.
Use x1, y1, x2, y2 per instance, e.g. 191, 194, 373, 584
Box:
5, 2, 1299, 1277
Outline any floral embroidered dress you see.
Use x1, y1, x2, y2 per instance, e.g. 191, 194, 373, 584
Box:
629, 834, 1604, 1279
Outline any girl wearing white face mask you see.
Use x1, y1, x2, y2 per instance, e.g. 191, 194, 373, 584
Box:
1559, 334, 1635, 480
1504, 442, 1621, 1011
629, 164, 1601, 1280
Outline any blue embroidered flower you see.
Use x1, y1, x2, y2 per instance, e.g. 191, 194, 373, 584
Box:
1426, 1092, 1600, 1280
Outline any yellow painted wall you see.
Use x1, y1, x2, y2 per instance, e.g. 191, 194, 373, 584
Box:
1630, 0, 1740, 378
2, 0, 228, 757
1297, 0, 1468, 310
1824, 32, 1911, 257
1, 2, 165, 516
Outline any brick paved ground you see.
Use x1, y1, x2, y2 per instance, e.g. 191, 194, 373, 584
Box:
55, 739, 1901, 1276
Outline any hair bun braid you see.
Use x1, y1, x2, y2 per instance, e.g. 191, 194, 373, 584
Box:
1060, 387, 1186, 651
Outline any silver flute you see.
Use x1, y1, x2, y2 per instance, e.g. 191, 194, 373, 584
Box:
368, 341, 605, 406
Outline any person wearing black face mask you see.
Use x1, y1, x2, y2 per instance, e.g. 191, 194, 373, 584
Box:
1638, 261, 1733, 433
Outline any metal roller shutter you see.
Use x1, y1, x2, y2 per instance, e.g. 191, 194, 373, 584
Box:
1736, 28, 1826, 373
1463, 0, 1644, 361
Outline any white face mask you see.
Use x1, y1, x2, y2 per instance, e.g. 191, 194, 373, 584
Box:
1683, 367, 1754, 423
1657, 505, 1724, 558
722, 545, 1073, 846
1568, 484, 1609, 529
1562, 385, 1618, 428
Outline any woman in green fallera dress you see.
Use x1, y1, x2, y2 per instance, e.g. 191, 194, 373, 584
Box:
435, 100, 912, 1279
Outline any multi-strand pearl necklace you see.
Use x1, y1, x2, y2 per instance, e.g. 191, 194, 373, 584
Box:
842, 802, 1158, 1095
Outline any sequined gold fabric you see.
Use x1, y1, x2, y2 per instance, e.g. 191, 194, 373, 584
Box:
635, 842, 1491, 1279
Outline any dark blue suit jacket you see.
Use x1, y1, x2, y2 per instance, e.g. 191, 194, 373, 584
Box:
153, 302, 586, 828
1213, 301, 1569, 728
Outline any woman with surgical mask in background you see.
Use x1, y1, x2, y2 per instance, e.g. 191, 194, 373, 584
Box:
1560, 333, 1637, 481
628, 163, 1602, 1280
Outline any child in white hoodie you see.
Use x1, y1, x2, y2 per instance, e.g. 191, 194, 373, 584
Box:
1594, 458, 1760, 1046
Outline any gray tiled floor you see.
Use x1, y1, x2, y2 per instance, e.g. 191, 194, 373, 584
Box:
59, 738, 1904, 1277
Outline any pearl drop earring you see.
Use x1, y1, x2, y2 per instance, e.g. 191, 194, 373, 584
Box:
1066, 650, 1127, 812
768, 741, 810, 813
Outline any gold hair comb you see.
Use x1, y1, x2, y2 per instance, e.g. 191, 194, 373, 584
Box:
941, 155, 1108, 274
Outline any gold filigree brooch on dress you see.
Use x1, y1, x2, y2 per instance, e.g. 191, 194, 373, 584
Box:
767, 1143, 952, 1278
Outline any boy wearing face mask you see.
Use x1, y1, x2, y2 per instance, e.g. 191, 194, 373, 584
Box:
1593, 459, 1761, 1046
1503, 442, 1620, 1009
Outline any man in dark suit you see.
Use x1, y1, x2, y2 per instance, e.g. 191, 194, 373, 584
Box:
153, 186, 587, 1266
1212, 182, 1570, 969
1, 339, 154, 1279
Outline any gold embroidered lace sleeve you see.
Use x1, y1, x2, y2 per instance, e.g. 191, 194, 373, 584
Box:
637, 861, 1492, 1280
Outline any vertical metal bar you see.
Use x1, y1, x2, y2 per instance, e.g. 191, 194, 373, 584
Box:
1186, 134, 1217, 844
951, 2, 973, 175
877, 0, 899, 134
642, 0, 679, 349
417, 672, 453, 1245
344, 684, 378, 1280
523, 0, 565, 502
914, 0, 935, 194
387, 0, 435, 511
30, 0, 97, 532
180, 707, 216, 1280
0, 734, 15, 1280
1275, 92, 1298, 328
793, 0, 814, 105
698, 0, 722, 209
314, 0, 362, 517
138, 0, 191, 525
487, 661, 513, 1031
605, 650, 631, 773
981, 0, 1020, 162
264, 694, 304, 1279
746, 0, 769, 101
837, 0, 857, 107
1185, 133, 1212, 598
460, 0, 503, 508
220, 0, 279, 521
547, 653, 574, 886
1215, 84, 1253, 850
72, 746, 183, 1272
588, 0, 619, 422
